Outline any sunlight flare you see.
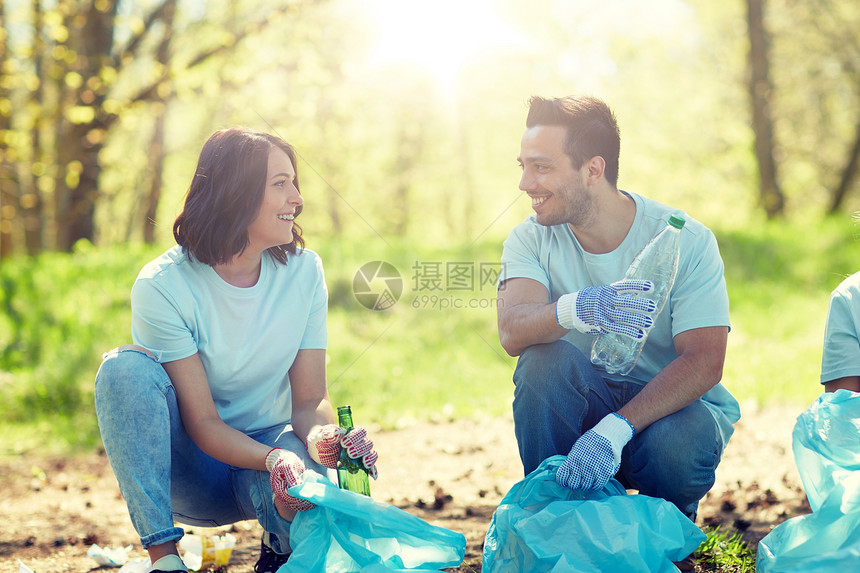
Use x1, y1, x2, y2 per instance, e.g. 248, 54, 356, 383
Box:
362, 0, 528, 96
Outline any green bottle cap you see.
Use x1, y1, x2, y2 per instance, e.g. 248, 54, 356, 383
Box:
668, 215, 685, 230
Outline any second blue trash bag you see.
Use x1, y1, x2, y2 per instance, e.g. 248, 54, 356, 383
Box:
281, 470, 466, 573
482, 455, 705, 573
756, 389, 860, 572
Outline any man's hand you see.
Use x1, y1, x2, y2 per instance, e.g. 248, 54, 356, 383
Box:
556, 280, 656, 339
306, 424, 379, 479
266, 448, 315, 512
556, 413, 635, 491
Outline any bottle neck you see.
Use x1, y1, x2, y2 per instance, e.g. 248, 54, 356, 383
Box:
337, 407, 354, 430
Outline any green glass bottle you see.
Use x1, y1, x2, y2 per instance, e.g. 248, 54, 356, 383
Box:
336, 405, 372, 496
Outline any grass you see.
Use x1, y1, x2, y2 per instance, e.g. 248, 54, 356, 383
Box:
3, 215, 853, 567
2, 215, 859, 452
717, 214, 860, 408
696, 526, 757, 572
0, 237, 518, 453
318, 238, 515, 428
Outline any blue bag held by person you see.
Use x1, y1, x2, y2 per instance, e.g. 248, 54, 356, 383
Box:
281, 470, 467, 573
482, 455, 705, 573
757, 390, 860, 572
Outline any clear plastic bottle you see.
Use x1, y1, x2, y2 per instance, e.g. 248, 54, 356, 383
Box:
336, 405, 372, 496
590, 215, 685, 375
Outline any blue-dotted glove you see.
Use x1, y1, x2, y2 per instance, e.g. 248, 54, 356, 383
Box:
556, 280, 656, 339
556, 413, 636, 491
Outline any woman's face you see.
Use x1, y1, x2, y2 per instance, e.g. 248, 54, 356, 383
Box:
246, 147, 303, 253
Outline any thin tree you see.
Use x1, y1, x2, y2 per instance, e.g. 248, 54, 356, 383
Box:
747, 0, 785, 218
1, 0, 309, 254
821, 1, 860, 212
0, 0, 15, 258
141, 0, 176, 244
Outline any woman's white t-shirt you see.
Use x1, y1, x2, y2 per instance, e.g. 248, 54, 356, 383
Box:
131, 246, 328, 433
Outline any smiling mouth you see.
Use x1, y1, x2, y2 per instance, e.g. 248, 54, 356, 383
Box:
277, 214, 295, 221
531, 196, 547, 207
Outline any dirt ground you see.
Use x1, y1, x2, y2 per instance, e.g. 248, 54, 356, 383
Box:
0, 402, 812, 573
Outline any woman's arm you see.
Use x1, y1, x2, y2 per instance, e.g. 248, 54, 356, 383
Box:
162, 354, 271, 470
288, 348, 336, 443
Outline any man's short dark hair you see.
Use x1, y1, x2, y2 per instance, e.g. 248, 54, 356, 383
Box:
526, 96, 621, 186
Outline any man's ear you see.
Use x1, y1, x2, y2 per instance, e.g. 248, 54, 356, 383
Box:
585, 156, 605, 184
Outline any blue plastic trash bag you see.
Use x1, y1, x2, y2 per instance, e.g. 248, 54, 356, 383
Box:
482, 455, 705, 573
280, 470, 466, 573
757, 389, 860, 572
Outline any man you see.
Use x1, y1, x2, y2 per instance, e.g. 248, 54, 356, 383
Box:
497, 96, 740, 567
820, 271, 860, 393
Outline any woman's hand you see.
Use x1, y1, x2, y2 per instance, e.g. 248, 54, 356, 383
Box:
266, 448, 315, 512
306, 424, 379, 479
305, 424, 346, 466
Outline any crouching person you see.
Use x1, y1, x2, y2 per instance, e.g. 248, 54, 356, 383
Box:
95, 128, 377, 573
497, 96, 740, 571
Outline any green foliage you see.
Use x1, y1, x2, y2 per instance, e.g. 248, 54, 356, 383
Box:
695, 526, 757, 572
0, 241, 161, 452
767, 0, 860, 213
0, 238, 516, 452
3, 0, 860, 261
2, 214, 858, 452
717, 214, 860, 407
315, 238, 515, 428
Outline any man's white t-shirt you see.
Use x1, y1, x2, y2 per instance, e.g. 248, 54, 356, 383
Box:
500, 191, 740, 444
821, 271, 860, 385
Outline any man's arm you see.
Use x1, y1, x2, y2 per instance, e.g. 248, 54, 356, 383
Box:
497, 277, 568, 356
617, 325, 728, 432
824, 377, 860, 393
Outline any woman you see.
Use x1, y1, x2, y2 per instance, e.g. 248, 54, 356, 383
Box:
95, 128, 378, 573
821, 270, 860, 393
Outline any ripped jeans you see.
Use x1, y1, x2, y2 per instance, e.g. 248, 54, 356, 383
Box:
94, 347, 328, 554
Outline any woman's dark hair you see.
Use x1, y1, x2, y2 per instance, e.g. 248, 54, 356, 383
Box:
173, 127, 304, 265
526, 96, 621, 186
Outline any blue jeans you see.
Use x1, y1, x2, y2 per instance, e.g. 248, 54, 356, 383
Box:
94, 347, 328, 553
512, 340, 724, 517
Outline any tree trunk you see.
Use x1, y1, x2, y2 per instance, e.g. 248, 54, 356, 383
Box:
0, 0, 15, 258
65, 133, 101, 248
142, 0, 175, 244
746, 0, 785, 218
392, 127, 411, 238
55, 0, 119, 250
23, 0, 45, 255
15, 0, 302, 252
828, 117, 860, 213
143, 112, 166, 244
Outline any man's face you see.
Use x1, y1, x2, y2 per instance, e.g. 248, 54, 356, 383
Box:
517, 125, 592, 228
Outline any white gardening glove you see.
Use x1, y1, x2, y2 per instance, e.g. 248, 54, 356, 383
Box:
306, 424, 379, 479
556, 280, 656, 339
266, 448, 315, 512
306, 424, 346, 467
556, 413, 636, 491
